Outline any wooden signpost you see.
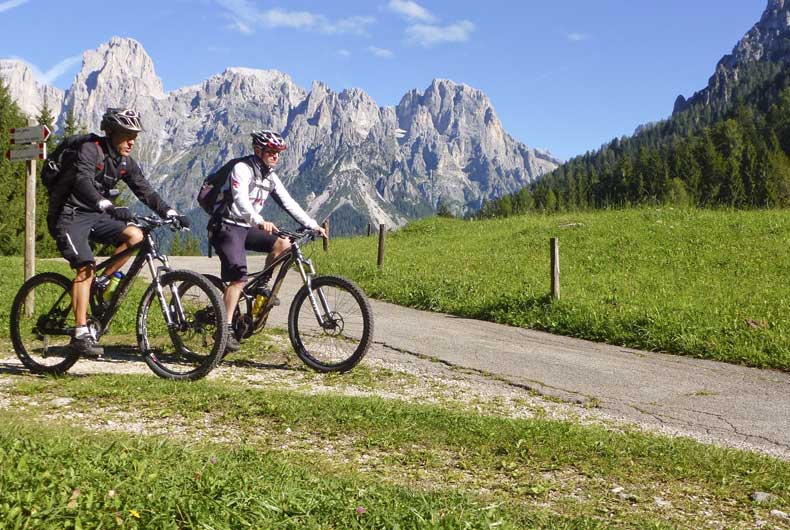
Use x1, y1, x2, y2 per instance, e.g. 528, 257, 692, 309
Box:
6, 122, 50, 283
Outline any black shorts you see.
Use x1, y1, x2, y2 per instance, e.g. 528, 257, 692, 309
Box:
211, 222, 279, 282
54, 206, 129, 268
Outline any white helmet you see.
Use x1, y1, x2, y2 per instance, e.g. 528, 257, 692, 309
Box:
101, 107, 144, 133
251, 130, 286, 152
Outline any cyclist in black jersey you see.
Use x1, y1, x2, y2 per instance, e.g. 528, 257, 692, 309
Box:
53, 107, 183, 357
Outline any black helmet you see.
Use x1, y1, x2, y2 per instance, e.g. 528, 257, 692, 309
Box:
101, 107, 144, 133
251, 130, 286, 152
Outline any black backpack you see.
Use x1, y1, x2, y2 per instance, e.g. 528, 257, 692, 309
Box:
43, 134, 107, 236
42, 133, 104, 189
197, 155, 262, 217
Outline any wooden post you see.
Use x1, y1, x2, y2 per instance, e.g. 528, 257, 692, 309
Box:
367, 223, 372, 237
24, 117, 36, 284
550, 237, 560, 300
377, 223, 385, 269
23, 118, 37, 316
322, 220, 329, 252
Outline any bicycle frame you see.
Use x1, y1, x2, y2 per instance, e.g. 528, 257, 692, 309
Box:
90, 225, 179, 338
242, 231, 331, 331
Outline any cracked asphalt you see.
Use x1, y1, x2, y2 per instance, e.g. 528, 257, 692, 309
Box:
168, 257, 790, 458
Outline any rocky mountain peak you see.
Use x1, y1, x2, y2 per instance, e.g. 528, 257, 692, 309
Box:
1, 36, 558, 236
64, 37, 163, 130
0, 60, 64, 119
674, 0, 790, 114
723, 0, 790, 66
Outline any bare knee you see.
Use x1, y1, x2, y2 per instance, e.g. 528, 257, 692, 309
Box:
273, 238, 291, 257
74, 264, 95, 284
122, 226, 143, 246
228, 279, 246, 290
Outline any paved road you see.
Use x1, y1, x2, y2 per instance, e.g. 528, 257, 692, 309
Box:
160, 256, 790, 458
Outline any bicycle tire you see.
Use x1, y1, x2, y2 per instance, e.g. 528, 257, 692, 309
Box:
288, 275, 373, 373
137, 270, 227, 381
10, 272, 80, 375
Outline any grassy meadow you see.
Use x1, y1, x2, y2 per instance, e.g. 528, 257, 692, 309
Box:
313, 207, 790, 370
1, 370, 789, 529
1, 221, 789, 528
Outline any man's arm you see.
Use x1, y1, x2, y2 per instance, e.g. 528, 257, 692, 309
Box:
269, 173, 319, 230
122, 159, 172, 217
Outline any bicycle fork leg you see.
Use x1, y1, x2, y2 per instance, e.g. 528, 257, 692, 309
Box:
147, 256, 185, 328
296, 261, 331, 326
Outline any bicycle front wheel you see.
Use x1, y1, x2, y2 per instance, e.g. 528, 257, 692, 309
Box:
137, 270, 227, 381
288, 275, 373, 373
10, 272, 80, 375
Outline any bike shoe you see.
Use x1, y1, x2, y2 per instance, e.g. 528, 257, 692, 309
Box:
70, 335, 104, 358
224, 326, 241, 354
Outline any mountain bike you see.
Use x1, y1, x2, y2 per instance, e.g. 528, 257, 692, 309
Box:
204, 227, 373, 373
9, 216, 228, 381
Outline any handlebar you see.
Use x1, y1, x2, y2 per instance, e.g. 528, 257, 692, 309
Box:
276, 227, 321, 244
132, 215, 191, 232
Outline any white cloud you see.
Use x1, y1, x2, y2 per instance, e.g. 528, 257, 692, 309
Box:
387, 0, 434, 22
323, 15, 376, 35
368, 46, 394, 59
406, 20, 475, 47
338, 49, 352, 57
565, 32, 589, 42
39, 55, 82, 84
260, 8, 321, 30
0, 0, 29, 13
216, 0, 374, 35
9, 55, 82, 85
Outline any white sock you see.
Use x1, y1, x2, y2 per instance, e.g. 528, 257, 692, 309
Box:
74, 326, 90, 339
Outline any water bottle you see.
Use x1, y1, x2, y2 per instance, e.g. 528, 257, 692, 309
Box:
104, 271, 124, 301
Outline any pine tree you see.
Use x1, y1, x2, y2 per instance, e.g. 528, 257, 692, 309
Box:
63, 108, 79, 137
0, 80, 29, 254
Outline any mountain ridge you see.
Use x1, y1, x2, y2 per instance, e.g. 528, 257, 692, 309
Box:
0, 37, 559, 234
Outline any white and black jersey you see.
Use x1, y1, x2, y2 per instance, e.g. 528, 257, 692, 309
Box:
221, 156, 319, 230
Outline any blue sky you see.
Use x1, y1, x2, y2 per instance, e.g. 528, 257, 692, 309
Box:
0, 0, 770, 160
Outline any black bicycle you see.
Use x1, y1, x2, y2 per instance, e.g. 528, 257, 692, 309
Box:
9, 216, 228, 380
204, 228, 373, 373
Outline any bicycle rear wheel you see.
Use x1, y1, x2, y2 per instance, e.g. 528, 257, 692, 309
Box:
288, 275, 373, 373
137, 270, 227, 381
10, 272, 80, 375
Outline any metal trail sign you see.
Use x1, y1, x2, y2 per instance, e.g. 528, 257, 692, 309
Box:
10, 124, 51, 144
6, 122, 50, 282
5, 143, 46, 161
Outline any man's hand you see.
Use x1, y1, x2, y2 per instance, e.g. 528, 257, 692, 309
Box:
165, 209, 191, 229
258, 220, 278, 234
106, 205, 134, 222
314, 226, 328, 239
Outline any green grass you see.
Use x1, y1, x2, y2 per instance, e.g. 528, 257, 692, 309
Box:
3, 374, 789, 528
0, 416, 570, 530
313, 208, 790, 370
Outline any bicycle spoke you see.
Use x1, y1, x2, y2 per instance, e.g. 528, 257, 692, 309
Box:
10, 273, 80, 374
138, 270, 226, 381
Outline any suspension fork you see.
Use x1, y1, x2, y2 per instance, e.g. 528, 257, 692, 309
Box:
146, 247, 183, 328
294, 250, 332, 325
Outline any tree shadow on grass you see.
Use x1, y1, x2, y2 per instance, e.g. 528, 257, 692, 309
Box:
472, 293, 555, 326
